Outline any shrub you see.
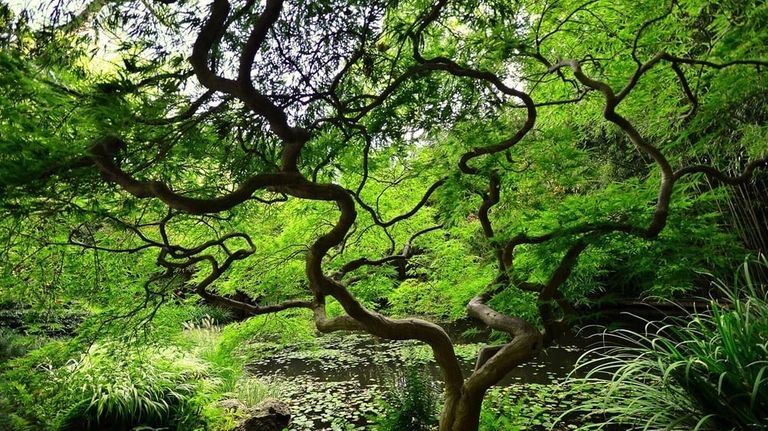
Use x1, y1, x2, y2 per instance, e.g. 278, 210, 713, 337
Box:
223, 377, 278, 409
1, 341, 211, 430
2, 304, 288, 431
215, 310, 315, 362
55, 345, 208, 431
0, 327, 47, 363
375, 366, 440, 431
187, 304, 236, 326
562, 257, 768, 430
0, 302, 88, 337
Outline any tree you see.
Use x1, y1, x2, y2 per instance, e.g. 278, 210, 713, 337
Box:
1, 0, 767, 430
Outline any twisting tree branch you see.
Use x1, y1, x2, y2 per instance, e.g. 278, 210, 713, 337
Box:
351, 178, 446, 228
674, 157, 768, 184
332, 224, 442, 281
89, 136, 303, 213
551, 57, 674, 237
71, 1, 768, 429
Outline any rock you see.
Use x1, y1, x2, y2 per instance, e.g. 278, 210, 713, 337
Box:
235, 398, 291, 431
219, 398, 246, 412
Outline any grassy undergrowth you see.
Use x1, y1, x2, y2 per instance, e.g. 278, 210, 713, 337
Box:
563, 258, 768, 430
0, 307, 309, 431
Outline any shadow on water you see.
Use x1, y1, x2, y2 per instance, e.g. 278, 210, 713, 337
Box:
248, 336, 586, 385
245, 322, 609, 430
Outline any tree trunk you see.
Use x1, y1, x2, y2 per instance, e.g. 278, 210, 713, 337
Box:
439, 391, 485, 431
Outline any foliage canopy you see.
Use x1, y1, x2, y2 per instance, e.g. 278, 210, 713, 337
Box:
0, 0, 766, 429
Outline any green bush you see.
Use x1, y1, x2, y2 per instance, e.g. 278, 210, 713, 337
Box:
223, 376, 278, 409
0, 393, 34, 431
215, 310, 315, 362
187, 303, 236, 326
0, 302, 88, 337
375, 366, 440, 431
563, 257, 768, 430
0, 327, 47, 363
56, 345, 209, 431
0, 341, 213, 430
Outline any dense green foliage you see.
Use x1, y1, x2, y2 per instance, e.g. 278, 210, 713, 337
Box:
0, 0, 766, 429
565, 258, 768, 430
0, 306, 300, 430
375, 367, 440, 431
1, 0, 765, 318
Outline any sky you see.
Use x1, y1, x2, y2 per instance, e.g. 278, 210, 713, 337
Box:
3, 0, 202, 79
5, 0, 83, 24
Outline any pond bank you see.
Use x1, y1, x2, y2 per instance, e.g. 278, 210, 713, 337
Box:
246, 328, 590, 430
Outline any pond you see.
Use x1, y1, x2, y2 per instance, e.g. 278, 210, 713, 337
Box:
246, 325, 593, 430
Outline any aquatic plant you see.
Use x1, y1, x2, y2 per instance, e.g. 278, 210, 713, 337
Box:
375, 366, 440, 431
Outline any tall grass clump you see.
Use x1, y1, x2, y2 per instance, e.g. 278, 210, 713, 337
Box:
1, 341, 211, 430
56, 344, 209, 431
375, 366, 440, 431
563, 257, 768, 430
223, 376, 278, 409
